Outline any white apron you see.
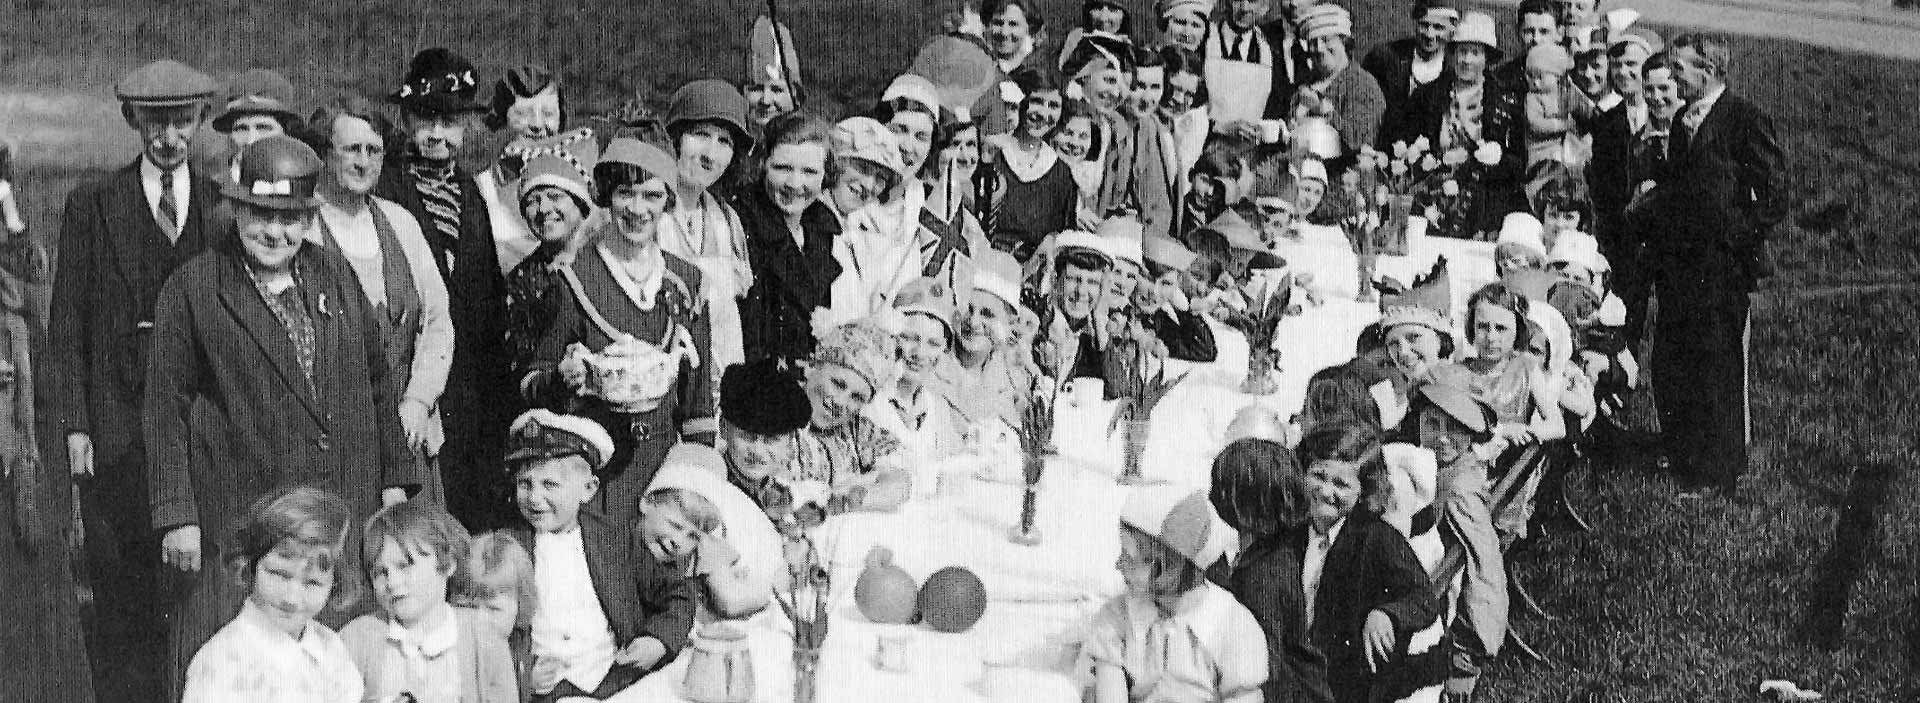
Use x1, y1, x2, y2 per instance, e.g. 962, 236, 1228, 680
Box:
1204, 23, 1276, 126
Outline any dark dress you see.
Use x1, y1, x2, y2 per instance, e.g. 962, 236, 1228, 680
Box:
143, 243, 418, 696
376, 155, 514, 531
1308, 512, 1446, 703
503, 243, 570, 375
987, 154, 1079, 263
734, 187, 842, 364
1396, 78, 1529, 237
1226, 532, 1335, 703
527, 241, 716, 526
1139, 308, 1218, 363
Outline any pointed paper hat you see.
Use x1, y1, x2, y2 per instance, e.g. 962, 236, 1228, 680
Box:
910, 35, 998, 124
1205, 208, 1266, 254
1377, 257, 1452, 335
747, 15, 804, 90
1121, 486, 1236, 569
1142, 234, 1199, 272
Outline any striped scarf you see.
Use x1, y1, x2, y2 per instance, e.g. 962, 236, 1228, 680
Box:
407, 157, 464, 268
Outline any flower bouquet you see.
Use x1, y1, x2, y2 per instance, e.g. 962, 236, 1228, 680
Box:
1009, 388, 1057, 545
1218, 277, 1298, 396
1105, 335, 1191, 485
772, 535, 831, 703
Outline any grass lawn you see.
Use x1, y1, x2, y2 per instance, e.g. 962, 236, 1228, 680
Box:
4, 0, 1917, 699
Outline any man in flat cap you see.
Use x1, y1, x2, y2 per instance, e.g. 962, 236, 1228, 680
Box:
47, 58, 222, 701
376, 48, 515, 530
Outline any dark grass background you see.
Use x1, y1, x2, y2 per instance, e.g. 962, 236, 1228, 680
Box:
4, 0, 1919, 699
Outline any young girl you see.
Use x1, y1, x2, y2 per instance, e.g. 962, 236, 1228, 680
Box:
1209, 439, 1336, 703
1052, 99, 1107, 214
1529, 170, 1593, 254
455, 531, 537, 642
341, 502, 519, 703
181, 487, 364, 703
1493, 212, 1549, 281
1391, 378, 1509, 701
1092, 487, 1268, 703
637, 487, 768, 620
1461, 285, 1566, 545
1297, 424, 1446, 703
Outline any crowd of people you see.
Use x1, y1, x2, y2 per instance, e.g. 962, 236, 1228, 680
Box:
0, 0, 1789, 701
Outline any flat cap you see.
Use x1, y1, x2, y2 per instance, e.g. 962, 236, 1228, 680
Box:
115, 59, 219, 107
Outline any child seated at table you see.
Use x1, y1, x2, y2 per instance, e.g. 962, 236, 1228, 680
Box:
1209, 438, 1335, 703
505, 409, 695, 702
1091, 486, 1268, 703
637, 486, 769, 619
455, 531, 538, 690
1494, 213, 1549, 279
1132, 234, 1219, 362
1530, 168, 1593, 255
180, 486, 363, 703
341, 502, 520, 703
1390, 375, 1509, 701
1297, 424, 1446, 703
1546, 234, 1636, 401
796, 316, 916, 512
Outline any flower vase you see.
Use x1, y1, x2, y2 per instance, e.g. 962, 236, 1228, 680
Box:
1376, 195, 1415, 256
1117, 415, 1159, 485
1356, 254, 1378, 302
1009, 453, 1045, 544
792, 645, 820, 703
1240, 348, 1279, 396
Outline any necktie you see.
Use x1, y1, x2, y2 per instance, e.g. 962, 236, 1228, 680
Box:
157, 170, 179, 242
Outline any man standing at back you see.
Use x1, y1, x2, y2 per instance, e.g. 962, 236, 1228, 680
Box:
1362, 0, 1460, 147
1489, 0, 1565, 92
1205, 0, 1318, 141
1630, 34, 1787, 501
48, 58, 222, 701
377, 48, 514, 529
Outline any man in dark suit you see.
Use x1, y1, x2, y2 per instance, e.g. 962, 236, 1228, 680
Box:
1204, 0, 1318, 142
1360, 0, 1460, 148
502, 410, 695, 702
1630, 34, 1788, 499
1585, 29, 1662, 346
376, 48, 515, 530
1487, 0, 1564, 93
47, 58, 222, 701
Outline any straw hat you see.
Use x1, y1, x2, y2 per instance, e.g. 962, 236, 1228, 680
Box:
1449, 12, 1504, 63
1548, 232, 1609, 274
1496, 213, 1547, 260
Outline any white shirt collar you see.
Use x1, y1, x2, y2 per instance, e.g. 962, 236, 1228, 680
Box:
235, 599, 332, 663
1311, 517, 1346, 548
139, 156, 191, 233
1685, 83, 1728, 130
385, 603, 460, 659
598, 243, 667, 310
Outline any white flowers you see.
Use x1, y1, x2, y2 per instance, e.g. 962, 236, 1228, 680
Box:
1442, 148, 1470, 167
1442, 179, 1461, 197
1474, 141, 1504, 166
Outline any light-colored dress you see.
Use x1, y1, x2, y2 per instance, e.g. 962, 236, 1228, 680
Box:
662, 192, 751, 388
181, 601, 364, 703
1087, 583, 1269, 703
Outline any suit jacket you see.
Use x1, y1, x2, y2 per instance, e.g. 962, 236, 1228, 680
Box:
1307, 512, 1445, 703
1586, 103, 1645, 264
1637, 91, 1789, 297
1228, 533, 1335, 703
1397, 79, 1530, 235
375, 160, 512, 432
736, 187, 843, 363
47, 159, 219, 516
1140, 308, 1217, 363
1361, 38, 1454, 149
339, 607, 521, 703
1096, 110, 1178, 239
509, 510, 697, 662
142, 245, 415, 541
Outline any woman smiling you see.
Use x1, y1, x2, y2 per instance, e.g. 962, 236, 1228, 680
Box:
737, 112, 845, 363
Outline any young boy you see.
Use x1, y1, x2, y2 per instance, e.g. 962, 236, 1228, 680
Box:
506, 410, 695, 702
1131, 234, 1219, 362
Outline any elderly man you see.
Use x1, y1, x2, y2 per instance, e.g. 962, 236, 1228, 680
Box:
1630, 34, 1787, 501
48, 58, 221, 701
376, 48, 515, 529
1363, 0, 1461, 147
310, 96, 455, 506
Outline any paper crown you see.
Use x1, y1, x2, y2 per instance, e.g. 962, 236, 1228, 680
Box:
832, 117, 906, 181
515, 129, 600, 208
506, 409, 616, 471
1142, 234, 1198, 272
911, 35, 998, 123
1121, 486, 1236, 569
893, 277, 959, 334
1501, 267, 1562, 302
809, 313, 904, 395
1377, 257, 1453, 334
970, 248, 1025, 310
747, 15, 804, 88
1549, 231, 1609, 273
1206, 208, 1267, 254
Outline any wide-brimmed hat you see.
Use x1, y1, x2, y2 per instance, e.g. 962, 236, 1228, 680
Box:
721, 358, 810, 436
1450, 12, 1505, 63
666, 79, 753, 148
220, 135, 323, 211
506, 409, 616, 472
390, 48, 486, 116
115, 59, 219, 107
212, 68, 299, 132
1205, 209, 1267, 254
1142, 234, 1198, 273
831, 117, 906, 182
1121, 485, 1236, 569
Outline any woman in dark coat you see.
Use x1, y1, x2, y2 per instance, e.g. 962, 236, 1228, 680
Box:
142, 136, 416, 695
522, 138, 717, 525
735, 112, 843, 363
